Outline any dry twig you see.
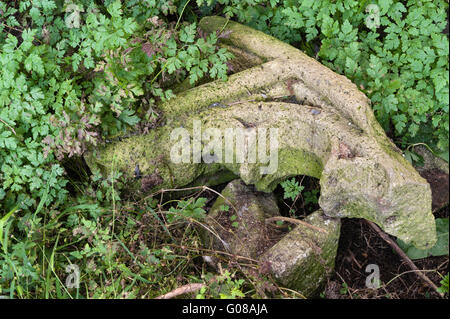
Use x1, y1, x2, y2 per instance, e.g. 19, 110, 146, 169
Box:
365, 220, 444, 298
155, 283, 205, 299
0, 118, 16, 135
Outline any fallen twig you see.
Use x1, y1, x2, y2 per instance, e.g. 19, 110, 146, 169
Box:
365, 220, 444, 298
155, 283, 205, 299
0, 118, 16, 135
265, 216, 328, 234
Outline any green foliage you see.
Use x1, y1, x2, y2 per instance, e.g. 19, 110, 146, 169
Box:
196, 270, 245, 299
167, 197, 208, 223
403, 149, 424, 166
397, 217, 449, 259
229, 214, 239, 228
0, 0, 448, 300
0, 169, 180, 298
339, 282, 350, 295
280, 178, 304, 201
303, 189, 319, 210
0, 0, 234, 298
0, 0, 233, 214
437, 273, 449, 295
196, 0, 449, 155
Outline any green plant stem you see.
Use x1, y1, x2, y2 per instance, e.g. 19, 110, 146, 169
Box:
175, 0, 192, 30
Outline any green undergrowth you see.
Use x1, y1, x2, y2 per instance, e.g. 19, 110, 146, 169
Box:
0, 0, 237, 298
0, 0, 233, 214
0, 0, 448, 299
0, 168, 289, 298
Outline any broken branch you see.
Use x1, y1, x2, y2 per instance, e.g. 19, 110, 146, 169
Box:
155, 283, 205, 299
365, 220, 444, 298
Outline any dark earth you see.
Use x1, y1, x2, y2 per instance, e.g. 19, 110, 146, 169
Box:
205, 169, 449, 299
326, 209, 448, 299
324, 167, 449, 299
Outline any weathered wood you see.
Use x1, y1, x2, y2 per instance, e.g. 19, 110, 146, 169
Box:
84, 17, 436, 249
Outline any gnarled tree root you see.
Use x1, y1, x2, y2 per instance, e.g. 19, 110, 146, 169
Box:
85, 17, 435, 249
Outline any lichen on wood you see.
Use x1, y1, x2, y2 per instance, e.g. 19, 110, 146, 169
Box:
84, 16, 436, 249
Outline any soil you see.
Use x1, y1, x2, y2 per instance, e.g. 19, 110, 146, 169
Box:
325, 205, 449, 299
186, 175, 448, 299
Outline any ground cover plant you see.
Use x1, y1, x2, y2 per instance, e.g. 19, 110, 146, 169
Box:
0, 0, 448, 299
